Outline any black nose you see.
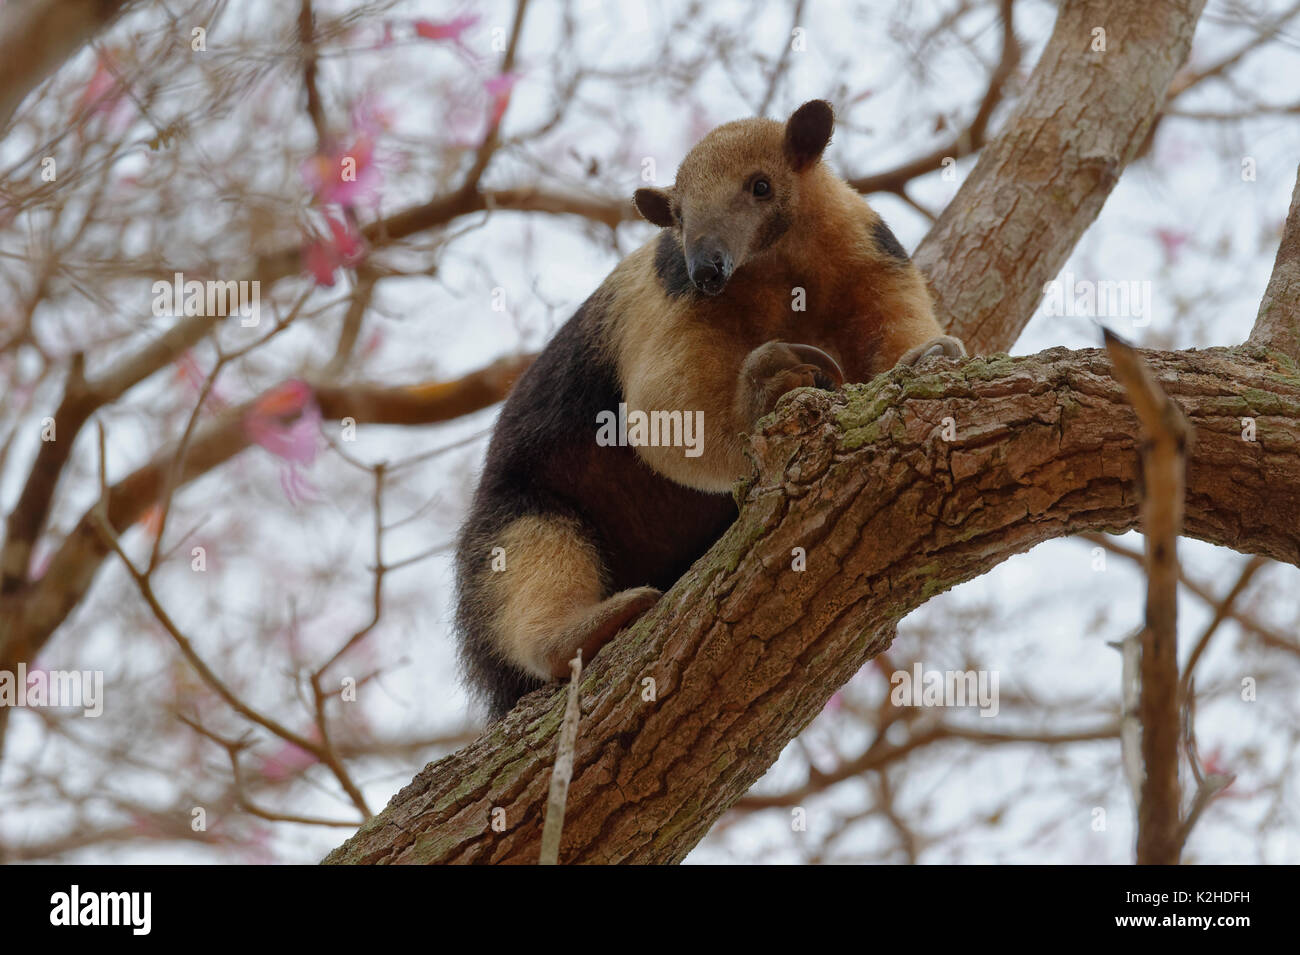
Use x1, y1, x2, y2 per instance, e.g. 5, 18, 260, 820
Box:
688, 243, 733, 295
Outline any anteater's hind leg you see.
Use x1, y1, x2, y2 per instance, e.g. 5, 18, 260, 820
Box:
487, 515, 661, 678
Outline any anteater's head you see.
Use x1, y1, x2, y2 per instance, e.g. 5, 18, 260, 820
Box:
633, 99, 834, 296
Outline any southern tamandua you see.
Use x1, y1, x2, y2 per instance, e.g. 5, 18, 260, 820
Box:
454, 100, 965, 718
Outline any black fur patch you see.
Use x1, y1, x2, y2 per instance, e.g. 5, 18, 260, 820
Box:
871, 219, 910, 263
754, 209, 791, 253
654, 230, 694, 298
453, 290, 736, 719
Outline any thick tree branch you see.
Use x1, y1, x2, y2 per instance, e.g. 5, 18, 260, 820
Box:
918, 0, 1207, 349
324, 345, 1300, 864
0, 353, 97, 593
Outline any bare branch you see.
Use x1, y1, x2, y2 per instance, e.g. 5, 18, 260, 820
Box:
1083, 533, 1295, 658
1179, 555, 1268, 703
846, 0, 1019, 197
756, 0, 808, 117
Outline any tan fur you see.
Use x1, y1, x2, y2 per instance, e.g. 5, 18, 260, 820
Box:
486, 515, 607, 677
606, 126, 942, 492
480, 515, 662, 680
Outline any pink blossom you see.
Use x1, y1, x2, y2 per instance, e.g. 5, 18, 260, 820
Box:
1195, 748, 1253, 799
484, 72, 518, 128
443, 92, 485, 148
279, 466, 320, 507
24, 662, 50, 690
301, 214, 365, 287
244, 380, 321, 467
688, 106, 715, 145
351, 94, 393, 138
129, 813, 163, 837
175, 351, 229, 411
79, 51, 131, 125
245, 381, 322, 507
302, 136, 381, 208
82, 55, 120, 111
27, 545, 51, 581
415, 13, 478, 57
1153, 227, 1191, 265
241, 825, 276, 863
258, 738, 320, 782
1200, 747, 1229, 778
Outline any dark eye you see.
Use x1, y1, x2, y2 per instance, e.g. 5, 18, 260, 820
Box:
752, 178, 771, 198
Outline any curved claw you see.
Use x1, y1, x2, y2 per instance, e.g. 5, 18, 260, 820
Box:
783, 343, 845, 389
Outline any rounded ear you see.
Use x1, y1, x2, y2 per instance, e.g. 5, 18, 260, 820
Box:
633, 187, 675, 228
783, 99, 834, 172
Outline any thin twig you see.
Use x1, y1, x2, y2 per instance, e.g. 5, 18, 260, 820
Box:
757, 0, 808, 117
540, 650, 583, 865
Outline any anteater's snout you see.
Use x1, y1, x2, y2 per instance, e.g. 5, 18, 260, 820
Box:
687, 240, 733, 295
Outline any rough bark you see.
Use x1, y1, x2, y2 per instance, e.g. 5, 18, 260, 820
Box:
323, 345, 1300, 864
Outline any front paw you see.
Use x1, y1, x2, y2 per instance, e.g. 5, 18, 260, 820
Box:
899, 335, 967, 367
738, 341, 845, 424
